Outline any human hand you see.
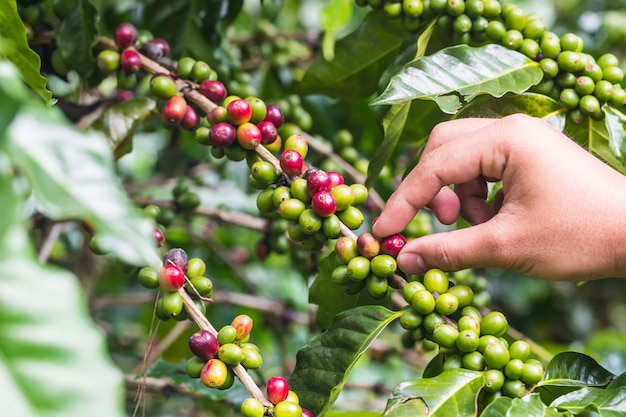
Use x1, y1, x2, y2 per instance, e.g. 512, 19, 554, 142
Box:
372, 114, 626, 281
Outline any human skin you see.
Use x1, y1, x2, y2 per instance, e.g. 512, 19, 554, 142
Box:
372, 114, 626, 281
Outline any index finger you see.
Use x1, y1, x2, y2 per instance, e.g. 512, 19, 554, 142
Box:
372, 117, 509, 238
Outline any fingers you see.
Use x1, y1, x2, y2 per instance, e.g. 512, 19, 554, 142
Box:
454, 178, 498, 225
373, 118, 509, 238
395, 219, 511, 274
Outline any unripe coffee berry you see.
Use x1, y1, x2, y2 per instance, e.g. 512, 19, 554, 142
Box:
266, 376, 290, 405
370, 254, 397, 277
217, 325, 237, 345
335, 236, 358, 264
366, 274, 389, 299
521, 360, 544, 385
330, 184, 355, 211
274, 400, 302, 417
280, 149, 304, 176
97, 50, 120, 74
481, 311, 508, 337
432, 323, 459, 349
298, 209, 323, 235
241, 398, 265, 417
347, 256, 371, 281
150, 75, 178, 100
187, 276, 213, 297
509, 340, 531, 362
337, 206, 364, 230
158, 263, 185, 291
189, 329, 220, 360
356, 232, 380, 259
241, 345, 263, 369
456, 329, 480, 353
284, 134, 309, 159
435, 292, 459, 316
484, 369, 505, 392
231, 314, 254, 341
137, 266, 159, 289
201, 358, 229, 388
462, 351, 485, 371
411, 289, 436, 315
483, 341, 511, 369
350, 184, 369, 206
402, 280, 426, 304
423, 268, 449, 294
218, 342, 245, 365
237, 122, 262, 149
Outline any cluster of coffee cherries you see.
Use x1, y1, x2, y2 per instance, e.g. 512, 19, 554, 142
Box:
399, 268, 544, 403
136, 248, 213, 321
241, 376, 314, 417
96, 22, 172, 102
332, 231, 406, 299
184, 314, 262, 390
358, 0, 626, 123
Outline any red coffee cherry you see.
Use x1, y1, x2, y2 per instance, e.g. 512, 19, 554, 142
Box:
189, 329, 220, 361
199, 80, 227, 103
264, 103, 285, 128
147, 38, 169, 56
236, 122, 262, 149
306, 170, 332, 196
327, 171, 345, 188
161, 96, 188, 126
120, 49, 142, 74
158, 263, 185, 291
153, 227, 165, 247
209, 122, 237, 147
280, 150, 304, 176
379, 234, 407, 258
266, 376, 289, 405
114, 22, 138, 49
257, 121, 278, 145
227, 98, 252, 125
180, 106, 200, 131
311, 191, 337, 218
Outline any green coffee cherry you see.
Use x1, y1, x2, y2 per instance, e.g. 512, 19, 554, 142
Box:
435, 292, 459, 316
508, 340, 531, 362
400, 307, 423, 330
424, 268, 449, 293
456, 329, 480, 352
298, 209, 322, 235
462, 351, 485, 371
370, 254, 397, 277
504, 358, 525, 380
186, 356, 205, 379
502, 379, 526, 398
481, 311, 508, 337
218, 343, 245, 365
402, 280, 426, 303
483, 341, 511, 369
156, 291, 184, 320
278, 198, 306, 221
423, 311, 445, 333
138, 267, 160, 289
347, 256, 371, 281
366, 274, 389, 299
458, 315, 481, 334
411, 289, 436, 315
432, 323, 459, 349
447, 285, 473, 307
337, 206, 364, 230
322, 214, 342, 238
484, 369, 505, 392
241, 398, 265, 417
349, 184, 369, 206
521, 359, 544, 385
443, 354, 463, 370
187, 276, 213, 298
217, 325, 238, 345
241, 345, 263, 369
331, 265, 351, 285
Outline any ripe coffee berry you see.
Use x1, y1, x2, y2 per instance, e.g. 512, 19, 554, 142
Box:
189, 329, 220, 361
327, 171, 344, 187
162, 96, 188, 126
306, 170, 332, 196
180, 106, 200, 131
199, 80, 227, 103
236, 122, 262, 150
379, 234, 407, 258
163, 248, 189, 273
227, 98, 252, 125
266, 376, 290, 405
158, 263, 185, 291
257, 121, 278, 145
114, 23, 138, 49
264, 103, 285, 128
280, 149, 304, 176
153, 227, 165, 247
311, 191, 337, 217
209, 122, 237, 147
120, 49, 142, 74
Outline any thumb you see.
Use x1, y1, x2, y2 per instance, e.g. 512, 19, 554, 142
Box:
396, 222, 510, 274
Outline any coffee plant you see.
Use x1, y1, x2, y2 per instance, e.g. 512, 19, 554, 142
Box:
3, 0, 626, 416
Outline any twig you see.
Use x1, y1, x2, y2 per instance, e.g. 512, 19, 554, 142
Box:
37, 221, 67, 263
125, 375, 202, 398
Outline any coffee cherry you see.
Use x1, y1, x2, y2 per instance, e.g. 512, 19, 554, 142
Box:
366, 274, 389, 299
443, 354, 463, 370
435, 292, 459, 316
257, 121, 278, 145
504, 358, 525, 380
370, 254, 397, 277
272, 186, 292, 208
462, 351, 485, 371
97, 50, 120, 74
115, 23, 138, 49
402, 280, 426, 303
189, 329, 220, 361
521, 360, 544, 385
277, 198, 306, 221
147, 38, 170, 56
400, 307, 423, 330
509, 340, 531, 362
274, 400, 302, 417
447, 285, 473, 308
347, 256, 371, 281
298, 209, 323, 235
218, 343, 245, 365
290, 178, 312, 203
484, 369, 505, 392
483, 341, 511, 369
156, 291, 184, 319
335, 236, 359, 263
201, 358, 229, 388
187, 276, 213, 298
227, 98, 252, 125
217, 325, 238, 345
481, 311, 508, 337
190, 60, 212, 81
307, 170, 332, 196
267, 376, 290, 405
180, 106, 200, 131
540, 32, 561, 59
411, 289, 435, 315
208, 106, 228, 125
241, 345, 263, 369
153, 227, 165, 247
241, 398, 265, 417
251, 161, 277, 185
379, 234, 407, 258
330, 184, 354, 211
138, 266, 159, 289
280, 150, 304, 176
158, 263, 185, 291
458, 315, 481, 334
231, 314, 254, 340
120, 49, 142, 74
355, 232, 379, 259
209, 122, 237, 147
603, 66, 624, 84
149, 75, 177, 99
186, 258, 206, 280
162, 96, 188, 126
424, 268, 449, 294
185, 356, 205, 379
264, 104, 285, 128
432, 323, 459, 349
337, 206, 364, 230
502, 379, 526, 398
350, 184, 369, 206
284, 134, 309, 159
236, 122, 262, 149
311, 191, 337, 218
245, 97, 267, 123
199, 80, 227, 103
456, 329, 480, 353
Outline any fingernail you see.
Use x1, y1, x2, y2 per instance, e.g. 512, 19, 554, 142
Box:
397, 253, 426, 273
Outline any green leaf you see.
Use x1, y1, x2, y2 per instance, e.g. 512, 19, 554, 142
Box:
603, 105, 626, 166
319, 0, 353, 61
289, 305, 403, 416
382, 369, 484, 417
538, 352, 615, 389
564, 111, 626, 174
309, 252, 390, 330
0, 4, 54, 104
297, 11, 407, 98
366, 21, 437, 188
371, 44, 544, 114
551, 387, 626, 417
96, 97, 157, 159
0, 166, 125, 417
56, 0, 99, 79
5, 105, 159, 269
455, 93, 566, 129
482, 394, 572, 417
